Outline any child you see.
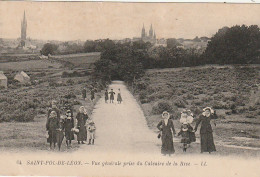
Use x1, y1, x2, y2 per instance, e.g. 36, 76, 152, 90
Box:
86, 117, 96, 145
56, 116, 65, 151
178, 122, 191, 152
109, 89, 115, 103
46, 111, 59, 150
64, 110, 74, 148
117, 88, 122, 104
180, 109, 195, 145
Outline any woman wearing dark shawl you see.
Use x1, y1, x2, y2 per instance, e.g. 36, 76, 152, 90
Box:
194, 107, 217, 153
157, 111, 176, 156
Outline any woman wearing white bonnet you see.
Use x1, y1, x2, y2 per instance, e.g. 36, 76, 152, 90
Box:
194, 107, 217, 153
157, 111, 176, 156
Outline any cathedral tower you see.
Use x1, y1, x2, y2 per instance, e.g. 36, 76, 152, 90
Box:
141, 23, 146, 39
149, 24, 153, 38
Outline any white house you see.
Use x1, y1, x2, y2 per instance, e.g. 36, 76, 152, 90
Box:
0, 71, 8, 89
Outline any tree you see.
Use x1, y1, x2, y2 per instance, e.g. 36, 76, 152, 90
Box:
203, 25, 260, 64
166, 38, 181, 48
83, 40, 96, 52
93, 43, 145, 84
41, 43, 58, 56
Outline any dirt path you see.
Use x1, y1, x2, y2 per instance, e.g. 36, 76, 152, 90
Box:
78, 81, 160, 154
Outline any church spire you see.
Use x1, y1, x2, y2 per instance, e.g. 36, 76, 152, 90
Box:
141, 23, 146, 38
149, 24, 153, 38
20, 10, 27, 47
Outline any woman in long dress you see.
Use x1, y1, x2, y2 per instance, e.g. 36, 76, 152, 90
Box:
117, 88, 122, 104
194, 107, 217, 153
157, 111, 176, 155
75, 106, 88, 144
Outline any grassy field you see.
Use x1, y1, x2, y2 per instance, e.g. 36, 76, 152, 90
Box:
133, 65, 260, 148
51, 52, 100, 68
0, 53, 103, 152
0, 60, 62, 71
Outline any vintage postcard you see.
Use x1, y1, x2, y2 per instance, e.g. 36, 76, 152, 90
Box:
0, 1, 259, 176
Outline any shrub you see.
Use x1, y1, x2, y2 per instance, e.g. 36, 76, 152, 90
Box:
63, 92, 77, 99
173, 98, 187, 108
66, 79, 74, 85
152, 101, 174, 114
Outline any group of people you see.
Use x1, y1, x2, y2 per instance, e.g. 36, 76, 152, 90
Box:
46, 100, 96, 150
82, 87, 96, 102
157, 107, 217, 156
104, 88, 122, 104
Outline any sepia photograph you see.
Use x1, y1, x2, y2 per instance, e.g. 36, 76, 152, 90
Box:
0, 1, 259, 176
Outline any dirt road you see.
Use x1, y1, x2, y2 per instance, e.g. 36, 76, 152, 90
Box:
79, 81, 160, 154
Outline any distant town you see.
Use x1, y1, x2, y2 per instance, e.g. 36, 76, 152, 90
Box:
0, 11, 211, 55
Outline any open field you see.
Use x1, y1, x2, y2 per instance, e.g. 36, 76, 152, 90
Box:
134, 65, 260, 148
51, 52, 100, 68
0, 60, 62, 71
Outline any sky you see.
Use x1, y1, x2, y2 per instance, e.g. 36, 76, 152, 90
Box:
0, 2, 260, 41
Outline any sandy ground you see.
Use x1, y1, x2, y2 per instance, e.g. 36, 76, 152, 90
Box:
78, 80, 160, 154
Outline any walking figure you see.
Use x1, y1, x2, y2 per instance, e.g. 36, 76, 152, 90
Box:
180, 109, 196, 147
109, 89, 115, 103
64, 110, 74, 148
178, 122, 191, 152
194, 107, 217, 154
82, 87, 87, 100
91, 88, 96, 102
105, 89, 109, 103
75, 106, 88, 144
157, 111, 176, 156
117, 88, 122, 104
46, 111, 59, 150
56, 117, 65, 151
86, 117, 96, 145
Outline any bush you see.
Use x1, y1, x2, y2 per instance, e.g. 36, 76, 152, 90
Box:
173, 98, 187, 108
152, 101, 174, 114
66, 79, 74, 85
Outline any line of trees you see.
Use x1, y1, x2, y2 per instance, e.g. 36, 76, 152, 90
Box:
92, 24, 260, 84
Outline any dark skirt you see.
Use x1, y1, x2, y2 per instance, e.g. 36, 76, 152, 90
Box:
161, 136, 175, 154
47, 130, 57, 143
105, 95, 109, 101
117, 94, 122, 102
56, 130, 64, 148
189, 132, 196, 143
200, 133, 216, 152
181, 137, 190, 144
91, 95, 95, 100
65, 129, 74, 140
77, 126, 87, 141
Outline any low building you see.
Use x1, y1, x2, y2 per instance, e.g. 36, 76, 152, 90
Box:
0, 71, 8, 89
14, 71, 30, 84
